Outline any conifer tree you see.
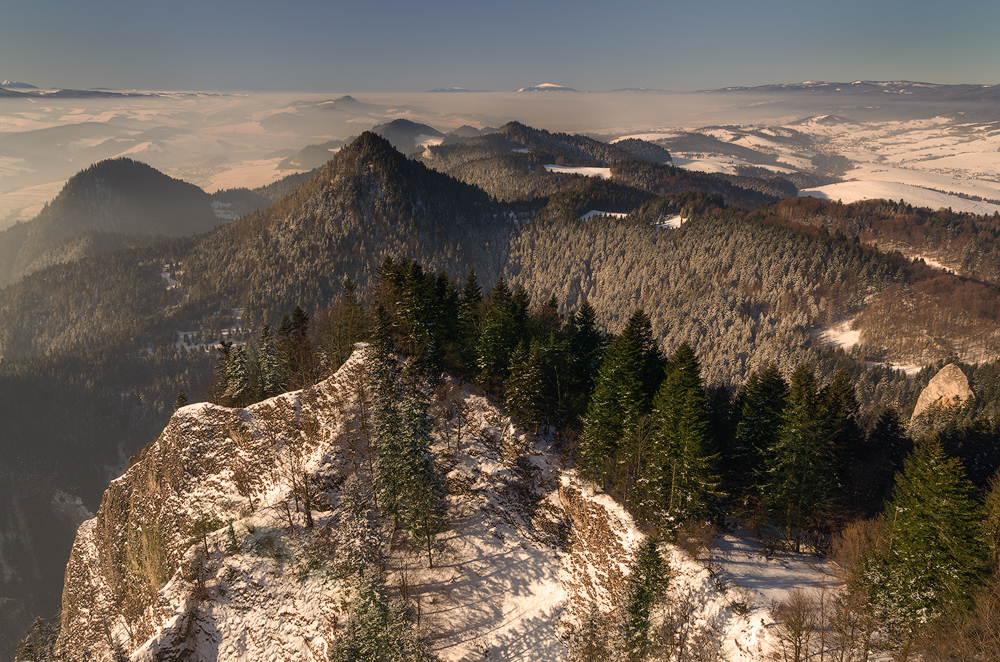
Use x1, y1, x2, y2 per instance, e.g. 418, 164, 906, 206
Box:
477, 276, 518, 392
566, 299, 606, 416
173, 387, 188, 411
764, 364, 837, 549
580, 327, 645, 488
864, 439, 987, 647
397, 360, 443, 567
337, 473, 384, 577
618, 538, 669, 661
504, 341, 544, 431
223, 344, 251, 406
645, 343, 718, 526
330, 572, 434, 662
258, 324, 285, 398
730, 364, 788, 504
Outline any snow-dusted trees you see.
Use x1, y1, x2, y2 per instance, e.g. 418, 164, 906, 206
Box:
330, 572, 435, 662
336, 473, 385, 577
863, 439, 987, 650
729, 364, 788, 505
369, 308, 444, 567
763, 364, 838, 550
476, 276, 520, 393
579, 318, 647, 488
644, 343, 718, 527
617, 538, 669, 661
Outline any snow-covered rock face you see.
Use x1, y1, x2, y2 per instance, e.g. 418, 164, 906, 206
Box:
55, 350, 645, 661
911, 363, 974, 421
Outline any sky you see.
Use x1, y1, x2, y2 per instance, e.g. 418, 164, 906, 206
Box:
1, 0, 998, 92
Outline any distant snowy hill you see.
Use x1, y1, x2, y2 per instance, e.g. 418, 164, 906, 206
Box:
713, 80, 1000, 101
800, 180, 1000, 216
516, 83, 578, 92
1, 80, 37, 89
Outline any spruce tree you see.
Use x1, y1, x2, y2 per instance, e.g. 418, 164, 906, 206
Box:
504, 341, 544, 431
258, 324, 285, 398
764, 364, 837, 549
865, 439, 987, 646
397, 360, 443, 567
645, 343, 718, 526
566, 299, 606, 416
618, 538, 669, 661
173, 387, 188, 411
579, 327, 645, 488
477, 276, 518, 393
730, 364, 788, 505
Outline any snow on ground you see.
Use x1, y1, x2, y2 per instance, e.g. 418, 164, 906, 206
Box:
816, 319, 861, 350
611, 132, 680, 142
654, 215, 685, 229
912, 253, 956, 273
710, 534, 836, 607
671, 156, 738, 175
544, 164, 612, 178
800, 180, 1000, 215
580, 210, 628, 221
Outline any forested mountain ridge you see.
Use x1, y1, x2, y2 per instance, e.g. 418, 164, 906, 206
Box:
0, 158, 220, 288
179, 131, 510, 323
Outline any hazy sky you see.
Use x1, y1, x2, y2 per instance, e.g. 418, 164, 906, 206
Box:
2, 0, 998, 92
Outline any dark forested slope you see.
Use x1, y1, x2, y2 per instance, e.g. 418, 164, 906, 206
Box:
0, 159, 220, 288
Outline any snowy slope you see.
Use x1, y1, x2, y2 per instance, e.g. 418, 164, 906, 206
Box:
56, 347, 835, 661
800, 180, 1000, 215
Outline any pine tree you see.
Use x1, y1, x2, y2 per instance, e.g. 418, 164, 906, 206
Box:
397, 360, 443, 567
730, 364, 788, 504
457, 268, 484, 372
618, 538, 669, 661
223, 345, 251, 407
477, 276, 519, 393
337, 473, 384, 577
579, 327, 645, 489
504, 341, 544, 431
370, 307, 406, 520
173, 387, 188, 411
764, 364, 837, 550
644, 343, 718, 526
864, 439, 987, 646
567, 299, 606, 416
330, 572, 434, 662
258, 324, 285, 398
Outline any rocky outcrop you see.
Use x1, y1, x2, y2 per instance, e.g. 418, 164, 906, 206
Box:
54, 350, 657, 661
911, 363, 974, 421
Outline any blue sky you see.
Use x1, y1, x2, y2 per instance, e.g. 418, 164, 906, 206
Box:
2, 0, 997, 91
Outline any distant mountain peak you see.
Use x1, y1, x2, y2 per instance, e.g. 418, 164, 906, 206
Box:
1, 79, 37, 89
516, 82, 578, 92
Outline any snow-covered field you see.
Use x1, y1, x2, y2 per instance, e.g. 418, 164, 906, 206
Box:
800, 180, 1000, 215
544, 164, 612, 178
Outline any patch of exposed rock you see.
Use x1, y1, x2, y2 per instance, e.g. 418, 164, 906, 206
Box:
911, 363, 973, 421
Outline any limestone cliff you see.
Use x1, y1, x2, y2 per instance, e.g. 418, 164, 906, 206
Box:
54, 349, 654, 661
911, 363, 974, 421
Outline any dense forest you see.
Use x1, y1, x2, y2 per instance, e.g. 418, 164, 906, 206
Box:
175, 254, 1000, 660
